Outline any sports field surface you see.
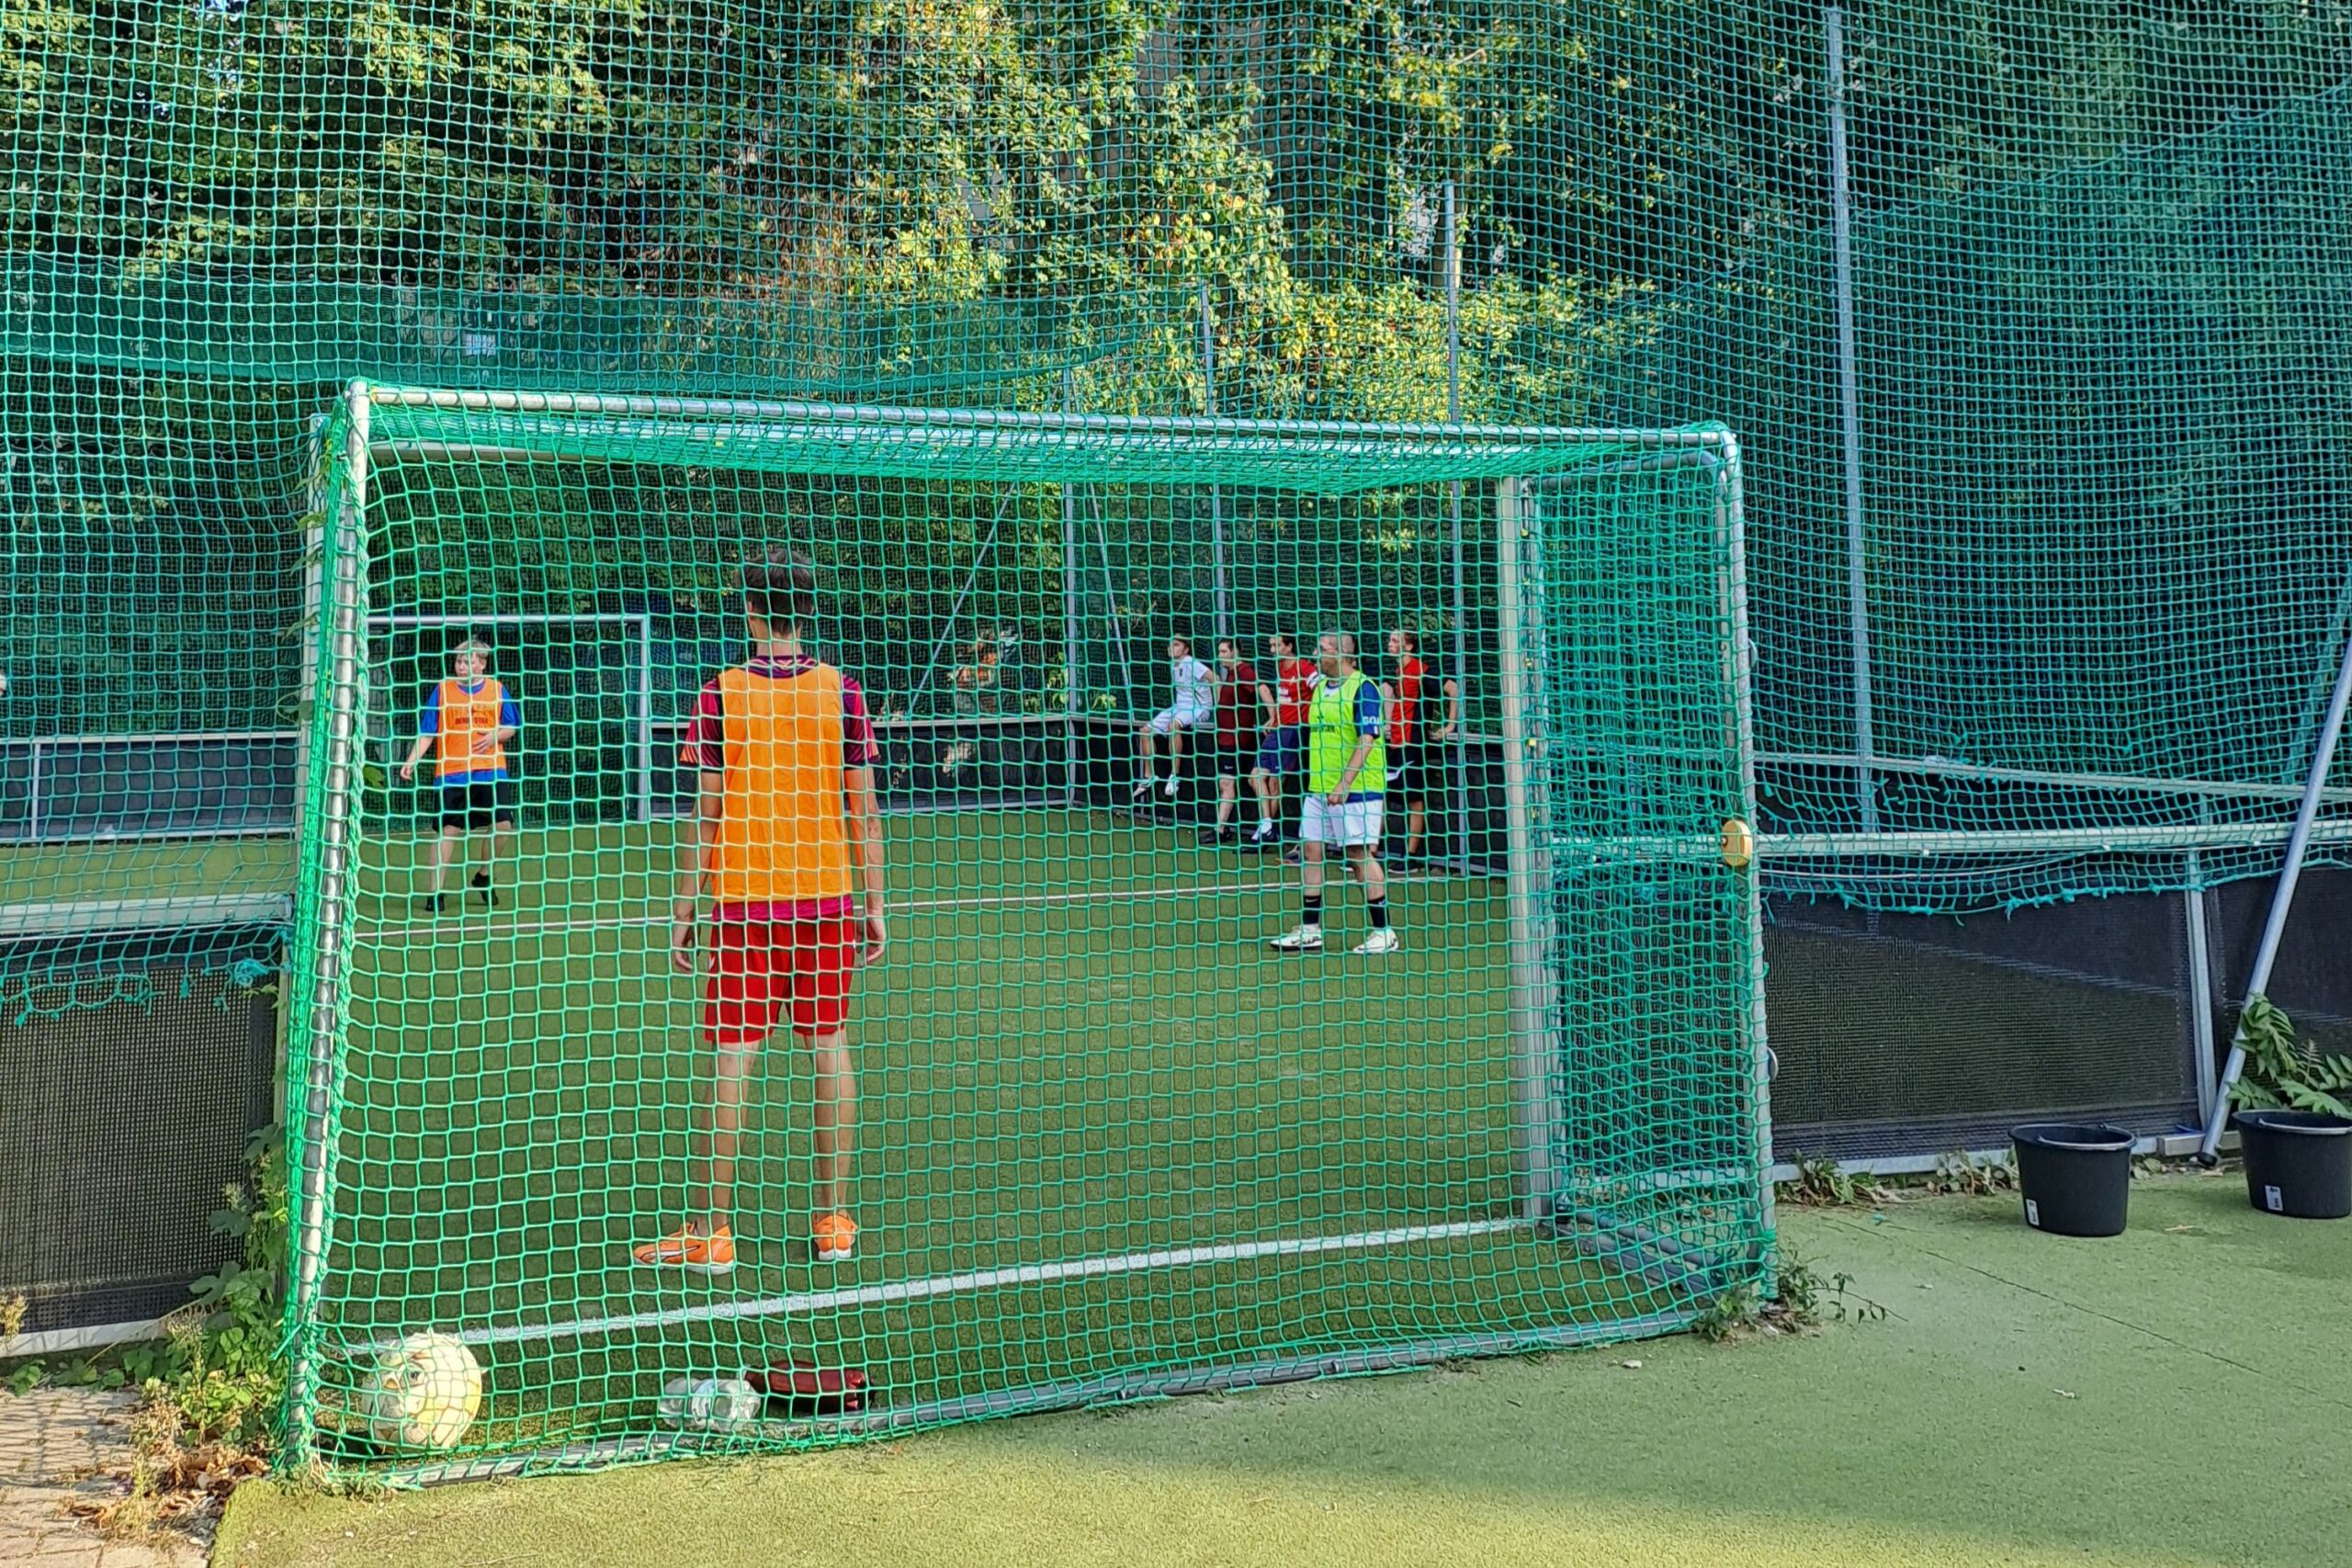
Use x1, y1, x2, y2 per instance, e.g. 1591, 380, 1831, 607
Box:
212, 1174, 2352, 1568
277, 807, 1718, 1467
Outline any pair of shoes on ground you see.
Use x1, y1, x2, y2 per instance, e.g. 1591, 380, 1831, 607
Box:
1130, 777, 1182, 801
415, 874, 498, 914
632, 1213, 857, 1276
1267, 925, 1400, 955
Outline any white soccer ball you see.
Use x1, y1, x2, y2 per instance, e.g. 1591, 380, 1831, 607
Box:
356, 1331, 482, 1451
656, 1375, 762, 1433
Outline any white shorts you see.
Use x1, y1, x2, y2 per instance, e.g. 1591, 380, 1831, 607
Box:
1148, 705, 1208, 736
1300, 795, 1385, 847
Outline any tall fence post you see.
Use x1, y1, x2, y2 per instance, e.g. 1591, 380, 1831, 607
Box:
1200, 280, 1232, 644
1062, 367, 1082, 807
1826, 6, 1878, 833
1446, 180, 1474, 869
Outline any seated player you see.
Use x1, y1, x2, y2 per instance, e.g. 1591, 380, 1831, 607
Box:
1133, 635, 1215, 801
637, 549, 889, 1274
1199, 637, 1261, 845
1268, 632, 1397, 954
1247, 631, 1314, 850
1382, 627, 1462, 865
397, 636, 519, 912
940, 636, 1002, 781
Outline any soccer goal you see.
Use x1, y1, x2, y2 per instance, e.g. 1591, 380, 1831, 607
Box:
280, 382, 1770, 1478
364, 612, 658, 826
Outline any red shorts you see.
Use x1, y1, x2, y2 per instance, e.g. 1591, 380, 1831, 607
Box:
703, 919, 862, 1043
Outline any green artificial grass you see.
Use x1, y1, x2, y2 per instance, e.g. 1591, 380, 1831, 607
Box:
292, 809, 1748, 1471
218, 1175, 2352, 1568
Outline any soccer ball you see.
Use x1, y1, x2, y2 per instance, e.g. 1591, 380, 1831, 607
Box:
353, 1332, 482, 1451
657, 1375, 763, 1433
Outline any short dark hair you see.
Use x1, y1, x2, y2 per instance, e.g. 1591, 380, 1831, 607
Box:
1169, 634, 1193, 653
741, 548, 818, 628
1216, 636, 1238, 654
1269, 631, 1296, 653
1396, 628, 1419, 653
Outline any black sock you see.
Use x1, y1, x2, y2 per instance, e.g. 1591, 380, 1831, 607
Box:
1367, 897, 1390, 930
471, 871, 490, 887
1303, 893, 1323, 928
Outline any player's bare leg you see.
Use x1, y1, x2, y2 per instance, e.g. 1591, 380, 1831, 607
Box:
474, 819, 515, 906
1404, 799, 1428, 860
808, 1031, 859, 1259
1161, 726, 1185, 796
420, 825, 461, 908
637, 1035, 754, 1273
1134, 723, 1159, 796
693, 1037, 759, 1230
1248, 766, 1283, 847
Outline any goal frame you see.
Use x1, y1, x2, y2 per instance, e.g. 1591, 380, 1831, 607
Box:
281, 379, 1774, 1473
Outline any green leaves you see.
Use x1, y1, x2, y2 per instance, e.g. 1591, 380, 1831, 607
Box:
2233, 996, 2352, 1122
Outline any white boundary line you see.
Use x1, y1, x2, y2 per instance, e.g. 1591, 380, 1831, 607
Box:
356, 879, 1306, 940
377, 1217, 1527, 1351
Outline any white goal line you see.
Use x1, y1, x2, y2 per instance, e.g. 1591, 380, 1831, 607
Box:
371, 1216, 1528, 1353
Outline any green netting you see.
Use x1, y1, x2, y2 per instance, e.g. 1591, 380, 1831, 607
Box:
5, 0, 2352, 1473
277, 405, 1765, 1475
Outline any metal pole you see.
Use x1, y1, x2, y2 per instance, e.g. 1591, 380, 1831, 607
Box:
371, 381, 1735, 446
636, 613, 654, 824
286, 380, 371, 1467
1717, 434, 1778, 1285
1201, 281, 1231, 643
1090, 490, 1138, 720
2184, 852, 2219, 1127
902, 488, 1016, 717
2197, 614, 2352, 1162
1826, 6, 1878, 834
1445, 180, 1473, 871
1062, 367, 1082, 809
1495, 477, 1559, 1219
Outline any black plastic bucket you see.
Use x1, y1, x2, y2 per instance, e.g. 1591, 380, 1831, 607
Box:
2010, 1122, 2135, 1236
2236, 1110, 2352, 1220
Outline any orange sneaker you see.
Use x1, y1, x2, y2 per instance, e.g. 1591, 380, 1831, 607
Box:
812, 1213, 857, 1262
634, 1224, 736, 1275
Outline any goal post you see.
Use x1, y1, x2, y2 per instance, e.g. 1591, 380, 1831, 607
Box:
282, 381, 1772, 1477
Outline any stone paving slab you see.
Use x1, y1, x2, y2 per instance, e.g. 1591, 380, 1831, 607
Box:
0, 1389, 209, 1568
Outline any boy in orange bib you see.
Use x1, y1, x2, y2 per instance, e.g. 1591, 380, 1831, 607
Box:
398, 637, 520, 912
636, 551, 888, 1273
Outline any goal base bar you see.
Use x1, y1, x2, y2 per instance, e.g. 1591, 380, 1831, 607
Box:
361, 1312, 1703, 1486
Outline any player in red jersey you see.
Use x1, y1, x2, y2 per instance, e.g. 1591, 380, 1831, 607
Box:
1246, 631, 1317, 851
1200, 637, 1261, 845
1383, 627, 1461, 865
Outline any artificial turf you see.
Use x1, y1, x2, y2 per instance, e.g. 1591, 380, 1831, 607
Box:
215, 1173, 2352, 1568
297, 808, 1747, 1471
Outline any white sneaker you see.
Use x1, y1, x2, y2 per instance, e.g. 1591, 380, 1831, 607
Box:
1352, 929, 1401, 955
1250, 822, 1276, 841
1268, 924, 1325, 952
1162, 776, 1181, 797
1130, 778, 1155, 801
